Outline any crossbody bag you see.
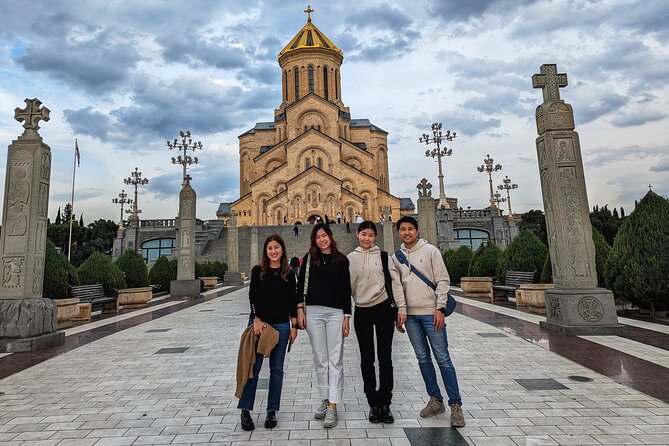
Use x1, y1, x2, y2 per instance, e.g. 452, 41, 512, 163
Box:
380, 250, 398, 309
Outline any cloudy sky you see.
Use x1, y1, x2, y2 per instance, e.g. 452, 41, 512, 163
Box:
1, 0, 667, 223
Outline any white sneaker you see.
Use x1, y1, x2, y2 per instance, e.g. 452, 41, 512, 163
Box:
315, 399, 329, 420
323, 407, 338, 428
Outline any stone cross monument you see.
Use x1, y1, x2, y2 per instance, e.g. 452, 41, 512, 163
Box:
416, 178, 437, 247
381, 206, 394, 252
532, 64, 623, 335
0, 98, 63, 352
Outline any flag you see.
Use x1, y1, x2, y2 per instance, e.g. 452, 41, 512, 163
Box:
75, 139, 80, 167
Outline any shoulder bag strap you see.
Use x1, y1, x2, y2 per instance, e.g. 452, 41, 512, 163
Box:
302, 253, 310, 302
394, 249, 437, 291
380, 251, 397, 308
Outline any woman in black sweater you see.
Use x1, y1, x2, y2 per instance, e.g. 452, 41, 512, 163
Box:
296, 223, 351, 428
237, 234, 300, 431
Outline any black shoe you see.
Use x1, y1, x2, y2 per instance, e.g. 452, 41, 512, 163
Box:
368, 406, 382, 423
380, 405, 394, 423
241, 409, 255, 431
264, 410, 277, 429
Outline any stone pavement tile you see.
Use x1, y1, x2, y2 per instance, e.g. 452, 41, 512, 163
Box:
491, 417, 533, 426
131, 435, 176, 445
73, 413, 112, 422
527, 417, 568, 426
503, 409, 546, 418
49, 429, 92, 440
12, 431, 55, 441
453, 427, 485, 437
592, 434, 645, 444
549, 434, 601, 444
326, 429, 367, 439
41, 415, 79, 423
185, 415, 224, 425
559, 425, 606, 435
55, 439, 97, 446
638, 425, 669, 434
289, 429, 328, 440
5, 416, 46, 425
44, 422, 85, 431
121, 426, 164, 436
148, 417, 189, 427
596, 424, 646, 435
92, 437, 137, 446
8, 423, 50, 433
159, 425, 199, 435
633, 434, 669, 444
520, 425, 564, 436
78, 421, 119, 430
270, 441, 310, 446
644, 416, 669, 424
365, 428, 406, 438
171, 432, 214, 443
481, 426, 526, 436
249, 429, 289, 440
310, 440, 354, 446
389, 439, 411, 446
470, 436, 517, 446
511, 435, 558, 445
84, 428, 129, 438
211, 431, 252, 442
265, 420, 309, 430
9, 441, 59, 446
0, 433, 18, 441
351, 440, 393, 445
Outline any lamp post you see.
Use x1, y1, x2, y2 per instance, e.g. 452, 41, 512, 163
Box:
124, 167, 149, 222
420, 123, 456, 209
167, 130, 202, 185
477, 154, 502, 208
497, 175, 518, 216
111, 189, 133, 225
492, 191, 506, 209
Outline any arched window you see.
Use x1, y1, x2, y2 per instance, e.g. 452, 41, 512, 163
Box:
323, 66, 329, 100
141, 238, 176, 263
308, 65, 314, 93
454, 228, 490, 250
284, 71, 288, 101
317, 157, 323, 169
335, 69, 339, 99
305, 158, 311, 170
294, 67, 300, 100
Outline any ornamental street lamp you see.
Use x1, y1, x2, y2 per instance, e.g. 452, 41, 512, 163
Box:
124, 167, 149, 222
167, 130, 202, 185
477, 154, 502, 208
111, 189, 133, 225
492, 191, 506, 209
497, 175, 518, 216
419, 122, 456, 209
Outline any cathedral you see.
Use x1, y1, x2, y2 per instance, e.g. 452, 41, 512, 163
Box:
228, 10, 409, 226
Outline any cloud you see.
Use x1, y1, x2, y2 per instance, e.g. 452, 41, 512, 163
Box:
347, 4, 412, 30
650, 157, 669, 172
573, 94, 629, 125
426, 0, 541, 24
610, 110, 667, 128
63, 107, 117, 142
158, 33, 247, 70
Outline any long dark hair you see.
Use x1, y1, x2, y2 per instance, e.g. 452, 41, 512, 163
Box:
308, 223, 346, 266
260, 234, 290, 281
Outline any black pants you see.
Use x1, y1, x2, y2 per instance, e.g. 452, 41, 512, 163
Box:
354, 298, 396, 407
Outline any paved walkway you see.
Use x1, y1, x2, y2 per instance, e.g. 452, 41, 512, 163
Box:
1, 287, 668, 445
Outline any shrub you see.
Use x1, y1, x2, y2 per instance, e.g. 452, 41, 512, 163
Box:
115, 250, 149, 288
468, 242, 503, 278
605, 192, 669, 312
444, 245, 473, 285
209, 260, 227, 279
43, 240, 69, 299
592, 226, 611, 288
149, 255, 176, 292
540, 252, 552, 284
497, 230, 548, 283
77, 251, 126, 296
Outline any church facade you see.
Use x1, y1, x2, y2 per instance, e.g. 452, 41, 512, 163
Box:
229, 13, 406, 226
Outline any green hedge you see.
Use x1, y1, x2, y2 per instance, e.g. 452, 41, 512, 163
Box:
468, 242, 503, 278
592, 226, 611, 288
605, 192, 669, 312
77, 252, 126, 296
43, 240, 69, 299
444, 245, 472, 285
498, 230, 548, 283
115, 250, 149, 288
148, 255, 176, 292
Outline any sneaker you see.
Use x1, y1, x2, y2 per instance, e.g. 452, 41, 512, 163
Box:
314, 399, 329, 420
419, 396, 445, 418
323, 407, 338, 428
450, 404, 465, 427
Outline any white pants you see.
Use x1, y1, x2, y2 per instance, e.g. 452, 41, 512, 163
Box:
306, 305, 345, 404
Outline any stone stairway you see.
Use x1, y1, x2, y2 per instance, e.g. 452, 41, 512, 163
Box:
194, 220, 225, 257
201, 223, 402, 274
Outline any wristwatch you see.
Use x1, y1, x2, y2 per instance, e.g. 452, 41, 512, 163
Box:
292, 323, 299, 329
437, 307, 446, 315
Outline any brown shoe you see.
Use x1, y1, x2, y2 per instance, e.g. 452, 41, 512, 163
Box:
419, 396, 445, 418
450, 403, 465, 427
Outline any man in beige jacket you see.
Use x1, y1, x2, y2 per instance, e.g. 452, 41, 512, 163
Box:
392, 216, 465, 428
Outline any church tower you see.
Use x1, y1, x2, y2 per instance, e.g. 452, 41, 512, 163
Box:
230, 7, 400, 226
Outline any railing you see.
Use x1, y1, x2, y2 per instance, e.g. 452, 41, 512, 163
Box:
451, 209, 494, 218
140, 219, 176, 228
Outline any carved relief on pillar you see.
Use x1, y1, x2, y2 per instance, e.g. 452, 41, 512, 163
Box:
33, 256, 43, 295
536, 106, 547, 135
578, 296, 604, 322
547, 102, 575, 130
41, 152, 51, 181
558, 166, 591, 278
180, 256, 192, 273
182, 198, 192, 218
181, 230, 190, 248
2, 257, 24, 288
540, 169, 561, 281
38, 183, 48, 216
548, 295, 562, 321
555, 138, 576, 163
5, 152, 32, 254
36, 221, 46, 253
537, 141, 547, 169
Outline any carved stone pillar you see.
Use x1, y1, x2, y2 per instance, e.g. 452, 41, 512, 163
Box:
0, 98, 63, 352
381, 206, 394, 252
170, 183, 200, 298
416, 179, 437, 247
250, 226, 259, 267
532, 64, 624, 335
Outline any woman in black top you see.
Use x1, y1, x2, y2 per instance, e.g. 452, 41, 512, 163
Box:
296, 223, 351, 428
237, 234, 299, 431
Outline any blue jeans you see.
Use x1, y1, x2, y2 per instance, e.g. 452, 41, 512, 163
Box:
405, 315, 462, 406
237, 321, 291, 412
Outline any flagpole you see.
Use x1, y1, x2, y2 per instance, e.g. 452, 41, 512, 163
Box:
67, 139, 78, 261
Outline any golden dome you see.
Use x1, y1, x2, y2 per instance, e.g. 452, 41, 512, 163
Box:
278, 14, 343, 59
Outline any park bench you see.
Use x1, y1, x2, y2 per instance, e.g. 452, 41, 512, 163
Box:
71, 284, 119, 321
492, 270, 536, 301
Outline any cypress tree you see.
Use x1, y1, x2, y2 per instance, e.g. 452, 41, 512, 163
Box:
605, 192, 669, 312
444, 245, 472, 285
115, 250, 149, 288
77, 252, 127, 296
148, 255, 176, 292
592, 226, 611, 288
468, 242, 503, 278
497, 230, 548, 283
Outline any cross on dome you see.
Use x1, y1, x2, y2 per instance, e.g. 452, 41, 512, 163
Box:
304, 5, 314, 22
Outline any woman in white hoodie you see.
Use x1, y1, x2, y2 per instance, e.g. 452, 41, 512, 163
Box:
347, 220, 407, 424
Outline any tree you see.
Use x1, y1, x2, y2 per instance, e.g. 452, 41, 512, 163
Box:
592, 226, 611, 288
540, 252, 552, 284
468, 242, 503, 278
590, 204, 623, 246
497, 230, 548, 283
42, 240, 69, 299
148, 256, 177, 292
77, 252, 126, 296
517, 210, 547, 245
54, 207, 62, 225
79, 214, 84, 227
605, 192, 669, 313
444, 245, 472, 285
115, 250, 149, 288
62, 203, 74, 223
